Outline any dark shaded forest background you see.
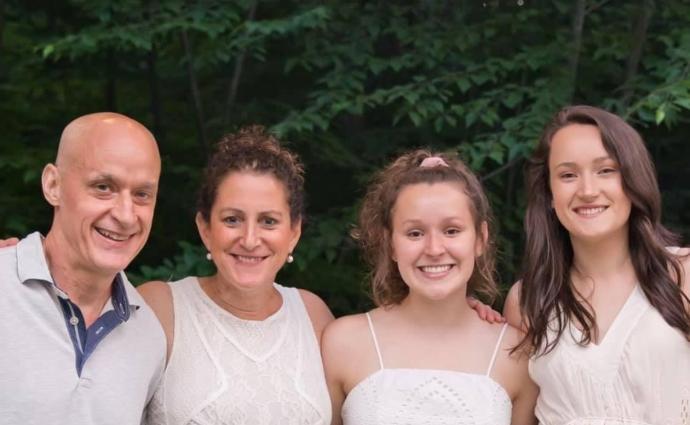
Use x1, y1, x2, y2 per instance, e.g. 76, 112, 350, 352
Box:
1, 0, 688, 315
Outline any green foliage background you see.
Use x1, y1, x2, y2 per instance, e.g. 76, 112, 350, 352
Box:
1, 0, 688, 315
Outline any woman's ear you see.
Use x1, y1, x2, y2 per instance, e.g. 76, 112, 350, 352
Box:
195, 212, 212, 252
475, 221, 489, 257
288, 218, 302, 254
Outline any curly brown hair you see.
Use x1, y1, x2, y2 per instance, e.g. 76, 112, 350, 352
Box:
355, 149, 498, 307
196, 125, 305, 225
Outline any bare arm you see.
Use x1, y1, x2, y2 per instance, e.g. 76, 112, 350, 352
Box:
503, 282, 527, 331
137, 281, 174, 362
320, 319, 351, 425
299, 289, 335, 346
511, 374, 539, 425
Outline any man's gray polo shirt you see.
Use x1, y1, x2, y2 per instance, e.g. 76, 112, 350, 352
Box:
0, 232, 166, 425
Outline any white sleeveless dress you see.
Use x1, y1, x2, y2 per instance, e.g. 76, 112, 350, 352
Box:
530, 284, 690, 425
341, 313, 512, 425
145, 277, 331, 425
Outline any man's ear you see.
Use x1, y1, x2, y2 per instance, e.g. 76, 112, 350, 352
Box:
42, 164, 60, 206
475, 221, 489, 257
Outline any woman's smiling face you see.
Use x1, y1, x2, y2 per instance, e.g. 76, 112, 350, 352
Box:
196, 171, 301, 290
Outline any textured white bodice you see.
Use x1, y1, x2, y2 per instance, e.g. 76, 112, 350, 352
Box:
530, 284, 690, 425
146, 277, 331, 425
341, 314, 512, 425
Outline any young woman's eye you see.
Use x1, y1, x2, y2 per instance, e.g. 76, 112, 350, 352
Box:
445, 227, 462, 236
406, 230, 423, 239
559, 172, 576, 180
599, 167, 618, 175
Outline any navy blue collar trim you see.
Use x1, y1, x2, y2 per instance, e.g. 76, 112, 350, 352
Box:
111, 273, 133, 321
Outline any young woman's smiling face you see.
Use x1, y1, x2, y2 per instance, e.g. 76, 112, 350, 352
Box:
390, 182, 485, 302
548, 123, 632, 245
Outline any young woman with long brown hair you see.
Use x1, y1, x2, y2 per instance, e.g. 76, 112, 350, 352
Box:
504, 105, 690, 424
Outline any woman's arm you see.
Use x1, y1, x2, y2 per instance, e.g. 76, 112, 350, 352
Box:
138, 281, 174, 362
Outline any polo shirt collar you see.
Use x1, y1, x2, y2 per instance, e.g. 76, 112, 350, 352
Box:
16, 231, 138, 321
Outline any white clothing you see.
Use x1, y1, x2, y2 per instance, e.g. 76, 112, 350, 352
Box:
146, 277, 331, 425
530, 284, 690, 425
341, 313, 512, 425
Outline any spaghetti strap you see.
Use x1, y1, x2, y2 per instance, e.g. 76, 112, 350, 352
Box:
486, 323, 508, 376
365, 312, 385, 370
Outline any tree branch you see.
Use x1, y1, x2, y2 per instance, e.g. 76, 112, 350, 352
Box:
621, 0, 654, 107
224, 0, 258, 126
181, 29, 207, 152
568, 0, 587, 102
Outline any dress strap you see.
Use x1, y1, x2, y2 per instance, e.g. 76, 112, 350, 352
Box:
365, 312, 385, 370
486, 323, 508, 376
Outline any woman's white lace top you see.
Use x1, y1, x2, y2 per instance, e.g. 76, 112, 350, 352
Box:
530, 284, 690, 425
146, 277, 331, 425
341, 314, 512, 425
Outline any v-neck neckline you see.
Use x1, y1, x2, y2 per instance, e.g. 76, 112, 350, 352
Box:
571, 283, 641, 349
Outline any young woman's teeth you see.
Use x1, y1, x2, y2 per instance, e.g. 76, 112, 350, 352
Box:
576, 207, 606, 216
420, 265, 451, 273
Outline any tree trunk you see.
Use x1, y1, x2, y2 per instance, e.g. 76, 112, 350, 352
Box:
143, 0, 164, 143
105, 49, 117, 111
621, 0, 654, 107
568, 0, 586, 102
223, 0, 258, 126
0, 0, 5, 54
181, 29, 207, 152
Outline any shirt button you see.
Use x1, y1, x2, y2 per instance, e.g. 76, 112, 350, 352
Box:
69, 316, 79, 326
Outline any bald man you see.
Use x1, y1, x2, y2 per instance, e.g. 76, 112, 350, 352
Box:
0, 113, 166, 425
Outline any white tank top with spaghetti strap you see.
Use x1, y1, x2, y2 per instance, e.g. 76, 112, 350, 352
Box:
529, 284, 690, 425
341, 313, 512, 425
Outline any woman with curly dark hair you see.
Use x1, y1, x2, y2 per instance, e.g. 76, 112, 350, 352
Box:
139, 126, 334, 424
504, 105, 690, 424
322, 150, 537, 425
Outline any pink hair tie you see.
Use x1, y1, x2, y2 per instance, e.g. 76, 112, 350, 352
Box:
419, 156, 449, 168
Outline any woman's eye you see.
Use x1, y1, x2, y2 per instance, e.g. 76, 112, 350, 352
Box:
559, 172, 576, 180
445, 228, 462, 236
223, 216, 240, 225
407, 230, 423, 238
262, 217, 278, 226
599, 167, 617, 175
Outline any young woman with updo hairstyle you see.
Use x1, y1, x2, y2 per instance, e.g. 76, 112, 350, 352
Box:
139, 126, 334, 424
503, 105, 690, 424
322, 150, 538, 425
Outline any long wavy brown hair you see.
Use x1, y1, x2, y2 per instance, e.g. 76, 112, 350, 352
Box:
520, 105, 689, 356
355, 149, 498, 307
